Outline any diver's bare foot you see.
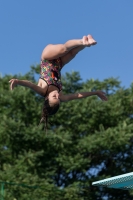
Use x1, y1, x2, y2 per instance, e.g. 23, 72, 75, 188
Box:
87, 35, 97, 46
83, 35, 97, 46
83, 36, 90, 46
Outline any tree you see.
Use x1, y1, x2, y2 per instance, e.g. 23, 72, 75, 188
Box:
0, 66, 133, 199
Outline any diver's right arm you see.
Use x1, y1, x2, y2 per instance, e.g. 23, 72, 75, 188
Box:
9, 79, 45, 96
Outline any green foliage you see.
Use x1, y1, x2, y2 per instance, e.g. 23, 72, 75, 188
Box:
0, 67, 133, 199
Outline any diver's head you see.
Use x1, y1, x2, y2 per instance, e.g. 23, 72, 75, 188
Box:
40, 90, 60, 130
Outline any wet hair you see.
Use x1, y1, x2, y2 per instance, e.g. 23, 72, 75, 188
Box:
39, 98, 60, 131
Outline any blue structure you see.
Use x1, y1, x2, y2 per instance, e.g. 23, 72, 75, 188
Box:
92, 172, 133, 190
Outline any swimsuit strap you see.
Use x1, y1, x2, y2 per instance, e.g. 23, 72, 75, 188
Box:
44, 85, 49, 98
39, 77, 52, 98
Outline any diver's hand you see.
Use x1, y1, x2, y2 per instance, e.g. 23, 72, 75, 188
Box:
9, 79, 18, 90
96, 91, 108, 101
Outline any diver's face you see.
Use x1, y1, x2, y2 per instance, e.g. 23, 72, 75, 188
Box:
48, 90, 60, 105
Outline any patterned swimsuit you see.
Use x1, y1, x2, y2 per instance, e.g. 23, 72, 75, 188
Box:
40, 57, 63, 93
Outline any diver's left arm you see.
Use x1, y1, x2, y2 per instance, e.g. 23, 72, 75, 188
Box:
59, 91, 108, 102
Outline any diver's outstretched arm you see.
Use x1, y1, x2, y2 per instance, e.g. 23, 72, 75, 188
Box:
9, 79, 45, 96
60, 91, 107, 102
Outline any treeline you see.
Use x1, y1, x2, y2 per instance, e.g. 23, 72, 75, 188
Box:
0, 66, 133, 199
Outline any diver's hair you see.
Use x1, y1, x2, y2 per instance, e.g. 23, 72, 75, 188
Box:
39, 98, 60, 131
